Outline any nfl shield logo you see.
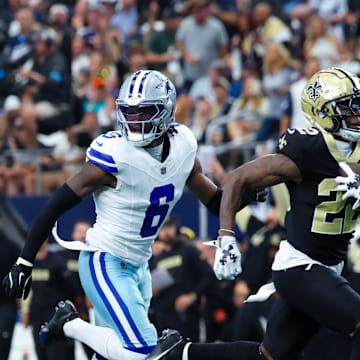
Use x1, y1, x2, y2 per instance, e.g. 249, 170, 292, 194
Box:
161, 167, 167, 175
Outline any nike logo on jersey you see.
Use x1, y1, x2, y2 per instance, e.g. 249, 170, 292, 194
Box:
96, 141, 104, 147
287, 129, 296, 134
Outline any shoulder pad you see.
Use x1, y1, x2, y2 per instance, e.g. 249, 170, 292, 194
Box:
86, 131, 122, 173
173, 123, 198, 150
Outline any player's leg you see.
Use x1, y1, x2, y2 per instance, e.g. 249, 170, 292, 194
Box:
273, 264, 360, 360
261, 296, 319, 360
146, 328, 266, 360
78, 251, 157, 356
60, 251, 157, 359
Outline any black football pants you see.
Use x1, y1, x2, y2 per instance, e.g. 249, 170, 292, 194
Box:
263, 264, 360, 359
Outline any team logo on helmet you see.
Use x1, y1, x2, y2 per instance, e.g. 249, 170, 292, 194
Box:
306, 79, 322, 101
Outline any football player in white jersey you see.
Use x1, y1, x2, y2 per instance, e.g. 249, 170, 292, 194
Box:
2, 70, 263, 360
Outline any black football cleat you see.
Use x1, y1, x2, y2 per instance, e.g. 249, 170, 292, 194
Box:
39, 299, 79, 346
145, 329, 188, 360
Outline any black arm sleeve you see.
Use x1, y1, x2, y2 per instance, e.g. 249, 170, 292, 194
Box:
205, 188, 223, 216
205, 187, 261, 216
20, 184, 82, 262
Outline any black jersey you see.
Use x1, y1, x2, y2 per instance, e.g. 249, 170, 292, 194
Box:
276, 127, 360, 265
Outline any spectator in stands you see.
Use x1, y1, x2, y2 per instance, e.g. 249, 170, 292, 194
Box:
189, 59, 232, 103
209, 76, 233, 119
228, 11, 254, 81
82, 0, 107, 35
0, 94, 27, 195
0, 119, 11, 194
188, 96, 212, 143
47, 3, 73, 70
23, 127, 87, 194
88, 50, 118, 94
21, 239, 77, 360
226, 76, 269, 142
150, 218, 214, 341
0, 229, 19, 360
173, 93, 194, 125
176, 0, 229, 91
256, 41, 298, 142
303, 13, 350, 69
17, 26, 71, 137
82, 77, 107, 115
208, 0, 239, 38
279, 57, 321, 132
3, 6, 40, 70
108, 0, 140, 50
246, 2, 293, 69
96, 88, 118, 132
71, 31, 91, 83
124, 44, 149, 79
300, 0, 349, 42
344, 2, 360, 61
252, 2, 293, 45
146, 7, 183, 88
0, 0, 22, 31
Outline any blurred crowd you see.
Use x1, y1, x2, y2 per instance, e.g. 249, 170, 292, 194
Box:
0, 0, 358, 195
0, 1, 359, 356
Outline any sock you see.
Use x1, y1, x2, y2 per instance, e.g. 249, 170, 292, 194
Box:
63, 318, 145, 360
188, 341, 264, 360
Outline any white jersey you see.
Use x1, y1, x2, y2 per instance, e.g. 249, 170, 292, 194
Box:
85, 124, 197, 266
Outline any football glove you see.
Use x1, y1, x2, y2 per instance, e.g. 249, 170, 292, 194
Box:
2, 257, 33, 300
335, 162, 360, 209
351, 222, 360, 243
205, 235, 242, 280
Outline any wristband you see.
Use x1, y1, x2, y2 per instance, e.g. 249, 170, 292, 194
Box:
218, 229, 235, 236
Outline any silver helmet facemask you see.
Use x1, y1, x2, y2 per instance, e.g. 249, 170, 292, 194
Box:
116, 70, 176, 147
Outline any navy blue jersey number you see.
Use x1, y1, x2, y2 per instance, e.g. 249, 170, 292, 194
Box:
140, 184, 175, 237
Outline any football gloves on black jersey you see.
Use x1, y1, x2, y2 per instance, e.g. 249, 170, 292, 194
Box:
336, 162, 360, 209
204, 235, 242, 280
2, 258, 33, 300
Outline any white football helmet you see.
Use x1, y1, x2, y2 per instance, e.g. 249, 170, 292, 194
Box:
301, 67, 360, 142
116, 70, 176, 147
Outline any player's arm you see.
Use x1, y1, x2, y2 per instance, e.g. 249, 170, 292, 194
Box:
220, 153, 302, 234
186, 158, 219, 208
2, 163, 114, 299
21, 162, 115, 262
208, 153, 301, 280
186, 158, 267, 216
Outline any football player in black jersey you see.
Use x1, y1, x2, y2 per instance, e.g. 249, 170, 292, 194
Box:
145, 67, 360, 360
